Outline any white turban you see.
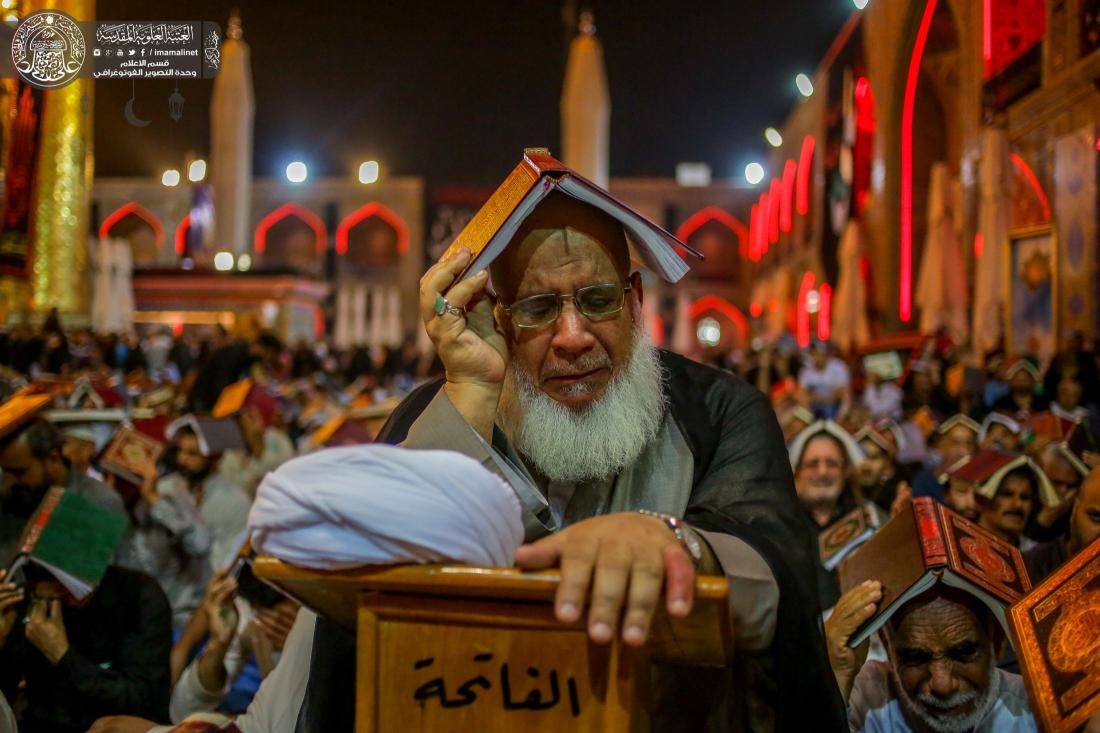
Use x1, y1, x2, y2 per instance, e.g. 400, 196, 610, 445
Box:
249, 445, 524, 569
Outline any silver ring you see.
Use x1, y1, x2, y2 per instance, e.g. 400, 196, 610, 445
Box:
433, 294, 465, 319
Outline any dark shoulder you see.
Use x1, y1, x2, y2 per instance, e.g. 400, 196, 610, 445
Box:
375, 378, 445, 445
101, 566, 170, 608
659, 349, 770, 416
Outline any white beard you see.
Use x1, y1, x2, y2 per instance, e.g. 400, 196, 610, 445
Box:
892, 656, 1001, 733
498, 326, 667, 483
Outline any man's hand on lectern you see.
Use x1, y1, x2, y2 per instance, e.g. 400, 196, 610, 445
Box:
514, 512, 696, 647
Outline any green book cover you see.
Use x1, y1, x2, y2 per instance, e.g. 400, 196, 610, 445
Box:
9, 487, 127, 598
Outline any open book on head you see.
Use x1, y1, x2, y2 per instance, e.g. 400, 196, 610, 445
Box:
838, 497, 1031, 647
442, 148, 700, 289
6, 487, 127, 599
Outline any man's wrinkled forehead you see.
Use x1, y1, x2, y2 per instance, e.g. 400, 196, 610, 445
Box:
491, 193, 630, 300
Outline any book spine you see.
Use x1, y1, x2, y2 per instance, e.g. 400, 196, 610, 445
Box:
18, 487, 64, 554
913, 497, 948, 568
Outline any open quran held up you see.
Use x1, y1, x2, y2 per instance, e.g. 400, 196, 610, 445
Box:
838, 497, 1031, 647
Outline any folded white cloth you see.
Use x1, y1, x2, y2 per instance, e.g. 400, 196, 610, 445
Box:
249, 445, 524, 568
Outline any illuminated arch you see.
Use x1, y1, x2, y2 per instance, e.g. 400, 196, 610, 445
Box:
676, 206, 748, 260
99, 202, 165, 249
335, 202, 410, 256
687, 295, 749, 344
253, 203, 327, 254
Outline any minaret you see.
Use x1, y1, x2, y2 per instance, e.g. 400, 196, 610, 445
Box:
210, 12, 254, 256
560, 11, 610, 187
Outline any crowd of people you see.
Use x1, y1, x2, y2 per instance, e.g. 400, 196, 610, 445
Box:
0, 306, 1097, 732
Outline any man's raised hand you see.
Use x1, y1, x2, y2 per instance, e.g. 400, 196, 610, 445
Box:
513, 513, 696, 647
418, 247, 509, 438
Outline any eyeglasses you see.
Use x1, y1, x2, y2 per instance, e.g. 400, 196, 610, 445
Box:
501, 282, 631, 329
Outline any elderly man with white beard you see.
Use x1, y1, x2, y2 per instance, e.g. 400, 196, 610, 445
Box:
296, 189, 844, 732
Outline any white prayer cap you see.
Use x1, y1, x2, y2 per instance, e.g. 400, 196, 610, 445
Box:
249, 445, 524, 569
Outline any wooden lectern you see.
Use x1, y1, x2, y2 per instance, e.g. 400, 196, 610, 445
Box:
253, 557, 733, 732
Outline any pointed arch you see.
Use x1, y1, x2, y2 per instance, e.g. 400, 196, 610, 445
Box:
253, 203, 327, 254
99, 202, 165, 249
335, 202, 409, 256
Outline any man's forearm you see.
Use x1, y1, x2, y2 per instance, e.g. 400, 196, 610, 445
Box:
442, 381, 501, 441
196, 638, 231, 693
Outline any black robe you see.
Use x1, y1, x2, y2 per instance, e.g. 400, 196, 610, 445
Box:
294, 351, 848, 732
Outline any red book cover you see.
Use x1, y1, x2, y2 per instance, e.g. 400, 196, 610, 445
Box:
1008, 537, 1100, 732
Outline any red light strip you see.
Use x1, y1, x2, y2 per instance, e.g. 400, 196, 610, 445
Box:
335, 202, 411, 255
796, 136, 815, 216
758, 193, 771, 256
974, 232, 984, 258
174, 215, 191, 255
817, 283, 832, 341
797, 271, 815, 348
99, 202, 165, 249
750, 301, 763, 318
900, 0, 938, 324
253, 202, 328, 254
780, 160, 796, 233
1009, 153, 1052, 222
748, 204, 759, 261
768, 178, 781, 244
982, 0, 992, 78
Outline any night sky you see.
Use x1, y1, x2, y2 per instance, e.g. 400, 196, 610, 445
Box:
94, 0, 852, 186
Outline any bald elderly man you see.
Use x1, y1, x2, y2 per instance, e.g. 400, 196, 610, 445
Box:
298, 190, 842, 732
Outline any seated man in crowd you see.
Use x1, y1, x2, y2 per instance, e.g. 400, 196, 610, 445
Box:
798, 339, 852, 420
978, 467, 1038, 550
944, 473, 982, 522
827, 584, 1036, 732
0, 564, 172, 733
127, 425, 250, 629
978, 413, 1022, 452
854, 424, 909, 512
1028, 439, 1089, 543
0, 418, 126, 566
911, 414, 979, 503
297, 187, 845, 731
215, 391, 295, 499
1026, 466, 1100, 583
790, 421, 863, 609
170, 565, 299, 722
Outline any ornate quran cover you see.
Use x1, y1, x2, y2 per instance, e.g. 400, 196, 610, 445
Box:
100, 424, 165, 485
441, 148, 699, 286
838, 497, 1030, 646
818, 502, 887, 571
1008, 537, 1100, 733
5, 487, 127, 599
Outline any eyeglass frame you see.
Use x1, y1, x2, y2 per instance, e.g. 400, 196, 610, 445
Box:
499, 281, 633, 330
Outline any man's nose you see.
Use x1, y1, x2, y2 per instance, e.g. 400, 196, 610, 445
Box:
550, 301, 596, 355
925, 660, 960, 699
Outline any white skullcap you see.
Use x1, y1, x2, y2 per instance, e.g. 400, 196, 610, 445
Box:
249, 445, 524, 569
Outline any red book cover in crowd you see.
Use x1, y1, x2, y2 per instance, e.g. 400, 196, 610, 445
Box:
839, 498, 1030, 646
1008, 537, 1100, 733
